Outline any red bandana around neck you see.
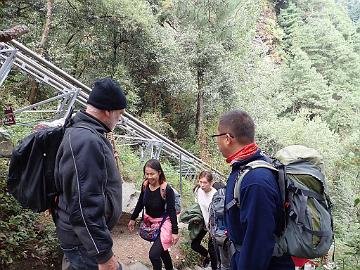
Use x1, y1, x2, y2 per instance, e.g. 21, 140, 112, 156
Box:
226, 143, 259, 164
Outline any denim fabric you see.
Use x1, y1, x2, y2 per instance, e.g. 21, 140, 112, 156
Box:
61, 245, 98, 270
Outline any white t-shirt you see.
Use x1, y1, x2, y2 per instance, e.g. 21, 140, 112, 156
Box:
195, 187, 217, 229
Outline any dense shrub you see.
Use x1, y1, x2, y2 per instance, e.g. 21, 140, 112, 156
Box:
0, 160, 61, 269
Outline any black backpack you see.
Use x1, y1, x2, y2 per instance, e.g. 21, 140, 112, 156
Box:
7, 115, 73, 213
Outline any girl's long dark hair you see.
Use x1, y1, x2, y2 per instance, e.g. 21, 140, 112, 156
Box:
143, 159, 166, 184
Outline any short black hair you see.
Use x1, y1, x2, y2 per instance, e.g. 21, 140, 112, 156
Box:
218, 110, 255, 144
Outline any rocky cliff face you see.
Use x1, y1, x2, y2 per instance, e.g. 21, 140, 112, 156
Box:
122, 181, 140, 214
0, 128, 12, 158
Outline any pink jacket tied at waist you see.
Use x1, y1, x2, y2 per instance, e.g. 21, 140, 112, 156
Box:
143, 213, 173, 250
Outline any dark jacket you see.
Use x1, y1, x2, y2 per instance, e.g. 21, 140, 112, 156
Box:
55, 110, 122, 264
179, 203, 205, 240
224, 149, 294, 270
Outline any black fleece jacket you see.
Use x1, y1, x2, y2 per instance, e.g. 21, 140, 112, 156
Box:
55, 111, 122, 264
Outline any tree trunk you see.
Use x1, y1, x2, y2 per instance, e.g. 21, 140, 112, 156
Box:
39, 0, 53, 51
195, 70, 204, 136
28, 78, 40, 105
112, 28, 118, 77
195, 69, 208, 160
28, 0, 53, 104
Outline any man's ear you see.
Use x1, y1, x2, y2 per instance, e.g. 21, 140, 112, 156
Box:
225, 134, 233, 145
104, 110, 111, 117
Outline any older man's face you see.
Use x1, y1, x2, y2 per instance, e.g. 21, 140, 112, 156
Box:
108, 109, 125, 130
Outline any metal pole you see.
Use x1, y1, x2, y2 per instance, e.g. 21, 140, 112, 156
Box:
0, 48, 16, 86
6, 40, 226, 180
179, 153, 182, 196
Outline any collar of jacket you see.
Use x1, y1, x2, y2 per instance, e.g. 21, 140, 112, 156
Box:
73, 110, 111, 133
226, 143, 259, 164
230, 149, 268, 172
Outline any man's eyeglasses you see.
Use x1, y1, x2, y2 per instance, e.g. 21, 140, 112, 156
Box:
210, 133, 234, 138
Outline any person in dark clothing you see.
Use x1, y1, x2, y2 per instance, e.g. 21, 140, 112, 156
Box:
55, 77, 127, 270
214, 110, 295, 270
128, 159, 179, 270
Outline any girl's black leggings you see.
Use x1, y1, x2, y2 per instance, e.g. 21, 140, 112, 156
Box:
191, 228, 218, 269
149, 236, 173, 270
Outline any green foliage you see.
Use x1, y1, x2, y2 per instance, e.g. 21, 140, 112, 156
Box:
3, 124, 32, 145
0, 160, 60, 268
0, 74, 29, 114
1, 0, 360, 267
333, 229, 360, 269
140, 111, 176, 138
177, 230, 203, 269
274, 6, 360, 262
163, 160, 197, 208
117, 144, 143, 186
279, 48, 331, 115
277, 0, 360, 135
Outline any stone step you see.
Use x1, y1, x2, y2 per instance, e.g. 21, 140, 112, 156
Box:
127, 261, 150, 270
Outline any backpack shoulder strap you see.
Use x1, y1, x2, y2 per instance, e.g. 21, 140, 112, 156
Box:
225, 160, 277, 211
142, 180, 149, 191
141, 180, 149, 216
245, 160, 278, 171
142, 181, 168, 206
160, 182, 168, 200
234, 160, 278, 202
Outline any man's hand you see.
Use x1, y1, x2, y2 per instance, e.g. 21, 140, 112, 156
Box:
172, 234, 179, 245
99, 255, 119, 270
128, 219, 135, 232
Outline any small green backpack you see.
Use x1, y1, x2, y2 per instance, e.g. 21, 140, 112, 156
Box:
228, 145, 333, 259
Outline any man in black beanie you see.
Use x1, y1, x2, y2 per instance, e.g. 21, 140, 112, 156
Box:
55, 77, 127, 270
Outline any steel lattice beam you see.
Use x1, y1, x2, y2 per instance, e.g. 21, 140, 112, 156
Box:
0, 40, 226, 182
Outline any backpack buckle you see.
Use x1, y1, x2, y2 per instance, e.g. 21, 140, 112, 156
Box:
289, 210, 297, 221
289, 185, 302, 195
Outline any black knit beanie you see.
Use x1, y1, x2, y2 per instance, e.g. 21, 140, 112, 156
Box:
87, 77, 127, 110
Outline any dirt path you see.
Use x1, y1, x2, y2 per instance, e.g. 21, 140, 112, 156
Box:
111, 214, 185, 268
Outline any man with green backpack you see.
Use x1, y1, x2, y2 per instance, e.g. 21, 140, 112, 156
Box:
212, 110, 333, 270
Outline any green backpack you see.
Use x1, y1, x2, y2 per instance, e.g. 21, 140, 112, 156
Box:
228, 145, 333, 259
